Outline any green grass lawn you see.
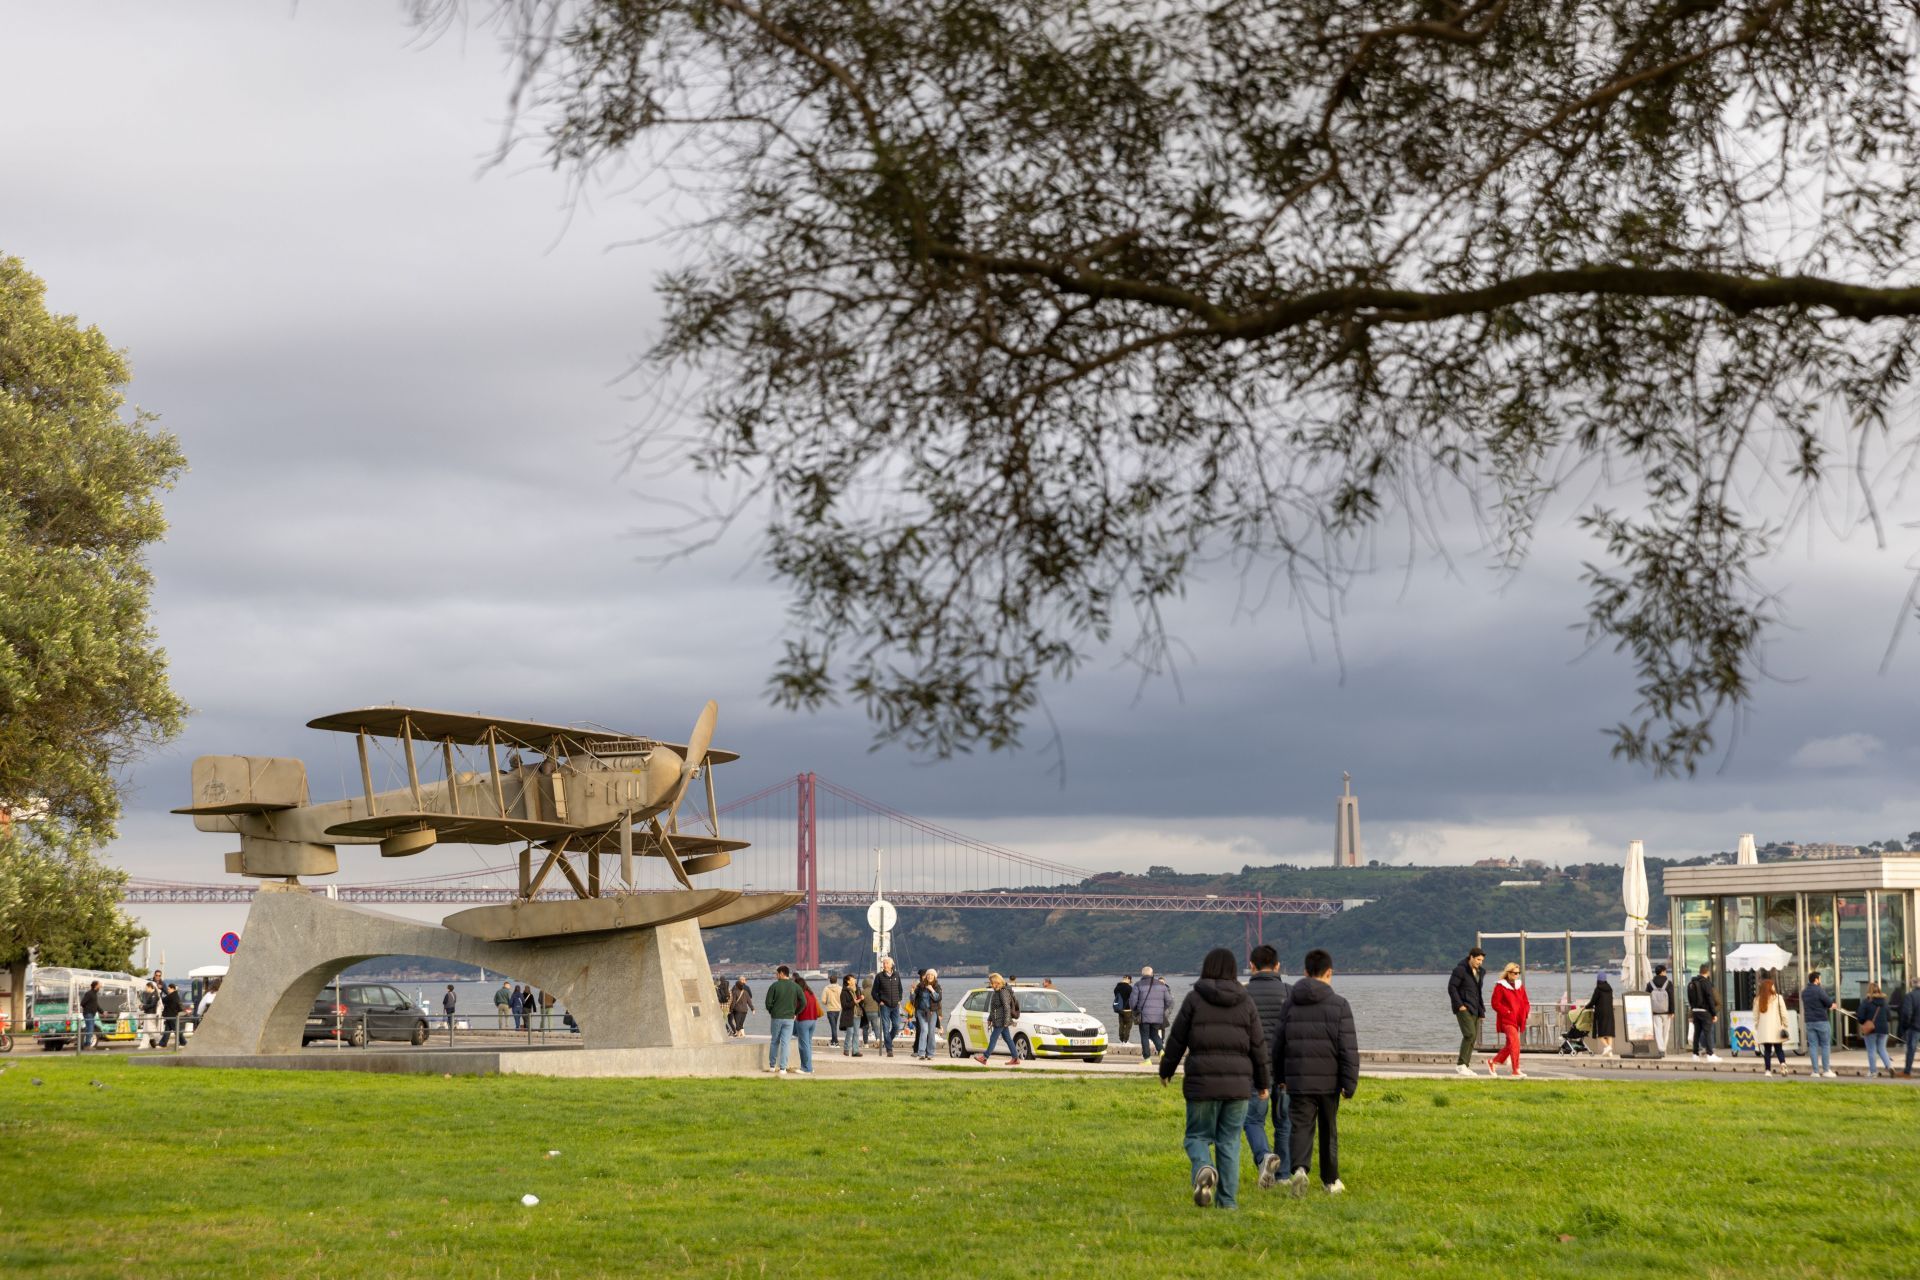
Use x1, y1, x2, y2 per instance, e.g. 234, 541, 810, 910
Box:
2, 1056, 1914, 1278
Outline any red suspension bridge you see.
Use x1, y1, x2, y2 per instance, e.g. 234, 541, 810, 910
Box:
123, 774, 1343, 966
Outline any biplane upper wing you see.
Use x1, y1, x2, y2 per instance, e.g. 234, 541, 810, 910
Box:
304, 706, 738, 763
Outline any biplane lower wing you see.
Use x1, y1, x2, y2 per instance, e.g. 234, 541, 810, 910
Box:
322, 814, 583, 845
321, 814, 750, 858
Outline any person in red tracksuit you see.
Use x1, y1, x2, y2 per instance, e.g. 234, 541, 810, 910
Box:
1487, 963, 1531, 1079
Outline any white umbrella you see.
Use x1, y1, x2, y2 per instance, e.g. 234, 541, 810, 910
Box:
1736, 833, 1758, 866
1724, 942, 1792, 972
1622, 840, 1650, 989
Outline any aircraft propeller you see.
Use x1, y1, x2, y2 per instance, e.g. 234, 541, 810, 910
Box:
625, 700, 718, 891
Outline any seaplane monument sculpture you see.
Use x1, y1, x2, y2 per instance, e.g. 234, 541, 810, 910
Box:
171, 702, 797, 1073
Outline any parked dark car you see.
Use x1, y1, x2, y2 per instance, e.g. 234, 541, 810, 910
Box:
304, 982, 430, 1047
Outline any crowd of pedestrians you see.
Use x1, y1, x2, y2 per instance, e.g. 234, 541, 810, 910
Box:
486, 981, 552, 1032
1452, 948, 1908, 1081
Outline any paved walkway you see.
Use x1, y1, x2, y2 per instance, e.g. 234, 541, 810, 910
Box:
735, 1035, 1918, 1085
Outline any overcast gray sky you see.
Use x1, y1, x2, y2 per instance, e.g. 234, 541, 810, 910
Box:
7, 3, 1919, 968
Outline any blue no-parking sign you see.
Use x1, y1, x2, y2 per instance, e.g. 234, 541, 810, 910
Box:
220, 931, 240, 955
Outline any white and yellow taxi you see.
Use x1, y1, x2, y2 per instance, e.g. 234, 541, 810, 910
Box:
943, 984, 1108, 1062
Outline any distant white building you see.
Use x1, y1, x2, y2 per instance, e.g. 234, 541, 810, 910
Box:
1785, 842, 1861, 861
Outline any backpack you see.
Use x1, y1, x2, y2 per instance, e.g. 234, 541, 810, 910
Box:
1649, 982, 1670, 1014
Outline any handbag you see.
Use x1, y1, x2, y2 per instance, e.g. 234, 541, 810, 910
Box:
1861, 1018, 1876, 1035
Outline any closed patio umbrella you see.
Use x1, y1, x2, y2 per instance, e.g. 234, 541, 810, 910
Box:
1622, 840, 1650, 990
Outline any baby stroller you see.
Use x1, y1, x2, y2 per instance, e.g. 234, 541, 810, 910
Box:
1557, 1006, 1593, 1055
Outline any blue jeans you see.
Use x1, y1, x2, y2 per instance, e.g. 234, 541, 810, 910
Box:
1806, 1020, 1832, 1072
81, 1014, 101, 1049
1140, 1022, 1166, 1059
1908, 1028, 1918, 1074
1865, 1031, 1891, 1074
1267, 1090, 1297, 1159
878, 1004, 900, 1049
1243, 1092, 1270, 1164
914, 1011, 936, 1057
768, 1017, 795, 1069
795, 1020, 816, 1072
841, 1022, 861, 1054
1184, 1098, 1249, 1209
984, 1025, 1019, 1060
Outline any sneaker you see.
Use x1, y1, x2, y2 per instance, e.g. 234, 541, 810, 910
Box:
1325, 1180, 1346, 1195
974, 1054, 987, 1064
1484, 1061, 1500, 1079
1288, 1169, 1308, 1199
1006, 1057, 1021, 1066
1454, 1064, 1475, 1077
1706, 1054, 1722, 1063
775, 1068, 788, 1076
1512, 1071, 1528, 1079
1193, 1165, 1218, 1209
763, 1065, 778, 1073
799, 1070, 814, 1075
1258, 1154, 1284, 1189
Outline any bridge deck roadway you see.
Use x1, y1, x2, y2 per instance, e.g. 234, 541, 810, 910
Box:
119, 884, 1343, 914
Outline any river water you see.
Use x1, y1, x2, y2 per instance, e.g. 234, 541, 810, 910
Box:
403, 969, 1593, 1052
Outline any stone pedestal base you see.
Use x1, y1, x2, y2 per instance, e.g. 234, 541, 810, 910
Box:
186, 883, 728, 1058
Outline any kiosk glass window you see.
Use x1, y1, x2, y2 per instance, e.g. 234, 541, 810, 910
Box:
1677, 898, 1714, 977
1877, 892, 1907, 1019
1727, 897, 1761, 945
1764, 896, 1801, 992
1805, 894, 1836, 1002
1837, 894, 1871, 1009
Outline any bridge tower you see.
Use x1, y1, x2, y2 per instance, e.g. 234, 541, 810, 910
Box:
1334, 772, 1362, 868
794, 772, 819, 969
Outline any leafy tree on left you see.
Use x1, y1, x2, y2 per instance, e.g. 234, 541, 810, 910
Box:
0, 253, 186, 1028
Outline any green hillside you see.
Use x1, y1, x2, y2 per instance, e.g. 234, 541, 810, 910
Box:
706, 860, 1676, 975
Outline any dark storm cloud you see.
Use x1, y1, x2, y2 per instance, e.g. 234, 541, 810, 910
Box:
6, 0, 1920, 970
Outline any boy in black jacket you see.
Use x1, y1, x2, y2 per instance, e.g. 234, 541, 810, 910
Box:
1273, 948, 1359, 1196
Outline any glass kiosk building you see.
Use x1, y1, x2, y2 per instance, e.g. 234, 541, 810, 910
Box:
1663, 858, 1916, 1051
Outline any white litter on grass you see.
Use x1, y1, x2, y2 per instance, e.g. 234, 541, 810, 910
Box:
521, 1194, 540, 1207
545, 1150, 561, 1158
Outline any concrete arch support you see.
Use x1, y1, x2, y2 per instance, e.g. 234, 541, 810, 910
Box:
187, 883, 728, 1057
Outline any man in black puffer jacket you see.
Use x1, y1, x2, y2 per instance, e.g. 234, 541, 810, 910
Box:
1160, 948, 1271, 1210
1273, 948, 1359, 1196
1448, 947, 1485, 1075
1243, 945, 1294, 1189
